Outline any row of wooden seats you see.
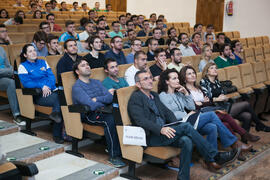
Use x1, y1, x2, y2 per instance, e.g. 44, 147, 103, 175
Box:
243, 44, 270, 63
235, 36, 270, 48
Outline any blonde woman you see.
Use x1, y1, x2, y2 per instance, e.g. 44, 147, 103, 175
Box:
198, 44, 214, 72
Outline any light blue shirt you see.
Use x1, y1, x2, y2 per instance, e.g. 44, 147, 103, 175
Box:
125, 53, 134, 64
59, 32, 79, 42
108, 31, 123, 38
31, 42, 48, 57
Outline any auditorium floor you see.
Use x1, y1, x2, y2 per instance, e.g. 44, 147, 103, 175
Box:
1, 108, 270, 180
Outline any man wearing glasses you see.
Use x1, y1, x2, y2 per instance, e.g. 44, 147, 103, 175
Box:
46, 13, 62, 32
105, 36, 127, 65
39, 22, 51, 35
137, 20, 152, 37
126, 39, 142, 64
108, 21, 123, 38
0, 24, 12, 45
31, 31, 48, 57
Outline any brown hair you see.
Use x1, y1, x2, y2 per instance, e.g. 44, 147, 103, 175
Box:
201, 62, 217, 79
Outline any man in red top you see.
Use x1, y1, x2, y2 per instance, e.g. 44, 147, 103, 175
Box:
190, 32, 202, 55
46, 13, 62, 32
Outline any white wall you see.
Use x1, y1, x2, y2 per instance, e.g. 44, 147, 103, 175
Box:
127, 0, 197, 26
223, 0, 270, 38
57, 0, 106, 9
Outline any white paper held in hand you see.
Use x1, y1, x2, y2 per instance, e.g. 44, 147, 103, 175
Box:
123, 126, 147, 146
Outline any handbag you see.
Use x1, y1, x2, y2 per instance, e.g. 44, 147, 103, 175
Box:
220, 80, 238, 94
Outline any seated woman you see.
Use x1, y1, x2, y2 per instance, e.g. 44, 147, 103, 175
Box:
33, 10, 43, 19
158, 69, 247, 153
179, 65, 260, 144
198, 44, 214, 72
18, 44, 63, 144
200, 62, 270, 132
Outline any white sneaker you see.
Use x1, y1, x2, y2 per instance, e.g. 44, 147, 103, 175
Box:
13, 116, 26, 126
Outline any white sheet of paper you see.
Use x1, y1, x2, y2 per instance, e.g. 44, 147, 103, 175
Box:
123, 126, 147, 146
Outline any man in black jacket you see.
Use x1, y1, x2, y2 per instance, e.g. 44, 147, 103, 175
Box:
127, 70, 240, 180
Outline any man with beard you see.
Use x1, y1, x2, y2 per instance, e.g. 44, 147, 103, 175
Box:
56, 39, 82, 84
167, 48, 185, 72
214, 43, 238, 69
125, 51, 148, 86
97, 28, 110, 51
105, 36, 127, 65
102, 58, 129, 94
178, 33, 196, 56
47, 34, 62, 55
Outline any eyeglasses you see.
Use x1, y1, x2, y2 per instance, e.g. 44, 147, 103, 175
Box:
139, 76, 153, 82
42, 26, 50, 29
0, 30, 7, 33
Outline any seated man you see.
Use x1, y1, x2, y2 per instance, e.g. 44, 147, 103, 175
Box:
47, 34, 62, 56
57, 39, 82, 84
167, 48, 185, 72
108, 21, 123, 38
71, 2, 79, 12
137, 20, 152, 37
147, 38, 159, 61
146, 28, 165, 46
39, 21, 51, 35
83, 36, 105, 69
149, 48, 167, 81
59, 1, 69, 11
32, 31, 48, 57
59, 20, 79, 42
96, 18, 110, 30
105, 36, 127, 65
128, 70, 239, 179
46, 13, 62, 32
102, 58, 129, 92
130, 15, 139, 29
166, 38, 178, 58
0, 46, 24, 125
72, 59, 126, 168
204, 24, 215, 42
205, 33, 214, 50
88, 10, 96, 24
81, 3, 88, 13
213, 33, 225, 52
156, 19, 166, 35
126, 39, 142, 64
231, 40, 243, 64
97, 28, 110, 51
44, 2, 52, 14
178, 33, 196, 56
149, 13, 156, 29
118, 15, 127, 30
190, 32, 202, 55
27, 3, 38, 14
123, 29, 137, 49
93, 2, 101, 11
125, 51, 148, 86
50, 0, 59, 11
4, 16, 23, 26
79, 21, 95, 41
137, 15, 144, 29
0, 24, 12, 45
13, 0, 25, 7
167, 27, 179, 43
214, 43, 238, 69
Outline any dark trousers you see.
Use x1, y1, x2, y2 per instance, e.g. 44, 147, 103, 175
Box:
148, 123, 218, 180
34, 91, 62, 138
85, 113, 121, 158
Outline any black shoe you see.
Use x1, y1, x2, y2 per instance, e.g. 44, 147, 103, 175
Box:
255, 123, 270, 132
53, 136, 64, 144
13, 116, 26, 126
49, 112, 62, 123
214, 148, 240, 166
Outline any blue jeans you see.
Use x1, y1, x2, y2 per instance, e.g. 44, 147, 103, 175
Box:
197, 111, 237, 150
85, 113, 121, 158
148, 123, 218, 180
34, 91, 62, 138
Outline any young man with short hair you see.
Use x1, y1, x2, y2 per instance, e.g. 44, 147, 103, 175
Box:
108, 21, 123, 38
105, 4, 112, 12
27, 3, 38, 14
167, 48, 184, 72
13, 0, 25, 7
126, 20, 135, 31
59, 20, 79, 42
56, 39, 82, 84
194, 23, 203, 36
59, 1, 68, 11
71, 2, 79, 12
123, 29, 137, 49
213, 32, 225, 52
81, 3, 88, 12
32, 31, 48, 57
147, 38, 159, 61
137, 15, 144, 29
204, 24, 215, 42
231, 40, 243, 64
166, 38, 177, 58
46, 13, 62, 32
102, 58, 129, 92
167, 27, 179, 43
118, 15, 126, 30
125, 51, 148, 86
190, 32, 202, 55
93, 2, 100, 11
137, 20, 152, 37
214, 43, 238, 68
178, 33, 196, 56
126, 39, 142, 64
83, 36, 105, 69
97, 28, 110, 51
88, 10, 96, 24
47, 34, 62, 56
0, 24, 12, 45
79, 21, 94, 41
149, 13, 157, 29
205, 33, 214, 50
105, 36, 127, 65
146, 28, 164, 46
39, 21, 51, 35
156, 19, 166, 35
96, 18, 110, 30
149, 48, 167, 80
130, 15, 138, 28
50, 0, 59, 11
44, 2, 52, 14
128, 70, 239, 180
72, 59, 125, 168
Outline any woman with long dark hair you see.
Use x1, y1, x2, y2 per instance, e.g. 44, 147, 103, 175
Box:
200, 62, 270, 132
179, 65, 260, 144
18, 44, 63, 144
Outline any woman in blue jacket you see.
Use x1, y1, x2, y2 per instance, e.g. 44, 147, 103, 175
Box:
18, 44, 63, 144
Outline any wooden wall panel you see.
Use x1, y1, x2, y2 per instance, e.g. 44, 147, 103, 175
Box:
106, 0, 126, 12
196, 0, 224, 32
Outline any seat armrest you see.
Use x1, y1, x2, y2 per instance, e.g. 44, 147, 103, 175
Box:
22, 88, 42, 95
12, 161, 39, 177
68, 104, 90, 113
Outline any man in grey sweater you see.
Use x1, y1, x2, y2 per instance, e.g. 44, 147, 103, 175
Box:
0, 46, 24, 125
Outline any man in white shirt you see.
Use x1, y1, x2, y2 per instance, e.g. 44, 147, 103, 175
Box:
125, 51, 148, 86
79, 21, 94, 41
178, 33, 196, 57
13, 0, 24, 7
167, 48, 185, 72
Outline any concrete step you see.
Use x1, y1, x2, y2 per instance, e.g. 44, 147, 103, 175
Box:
0, 119, 19, 136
